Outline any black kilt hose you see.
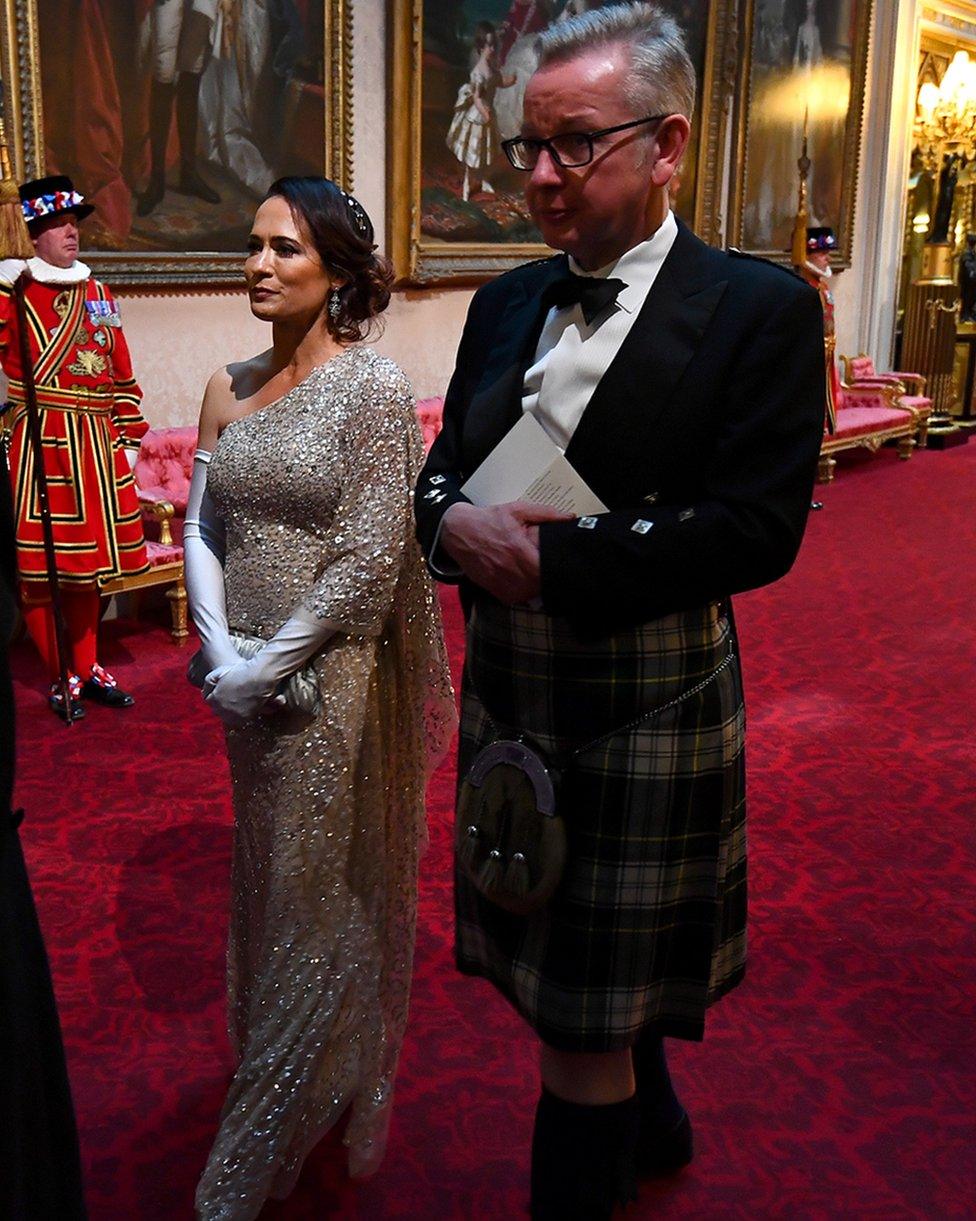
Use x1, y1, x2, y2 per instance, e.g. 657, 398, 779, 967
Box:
455, 597, 746, 1051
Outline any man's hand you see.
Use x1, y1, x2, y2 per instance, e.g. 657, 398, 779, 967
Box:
439, 501, 574, 605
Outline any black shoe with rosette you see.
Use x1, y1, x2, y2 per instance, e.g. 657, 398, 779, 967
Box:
48, 675, 85, 722
80, 664, 134, 708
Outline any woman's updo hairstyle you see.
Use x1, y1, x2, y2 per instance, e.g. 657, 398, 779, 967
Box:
264, 176, 393, 342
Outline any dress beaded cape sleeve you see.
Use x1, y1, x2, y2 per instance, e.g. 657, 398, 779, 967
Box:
195, 346, 455, 1220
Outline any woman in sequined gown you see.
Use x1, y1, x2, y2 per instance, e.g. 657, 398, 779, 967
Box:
183, 177, 455, 1219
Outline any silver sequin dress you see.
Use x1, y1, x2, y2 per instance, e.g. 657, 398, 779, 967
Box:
195, 347, 455, 1219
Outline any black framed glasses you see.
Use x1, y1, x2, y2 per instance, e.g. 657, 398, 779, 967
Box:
501, 114, 670, 171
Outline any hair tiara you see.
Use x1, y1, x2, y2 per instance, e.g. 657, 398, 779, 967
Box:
339, 188, 369, 238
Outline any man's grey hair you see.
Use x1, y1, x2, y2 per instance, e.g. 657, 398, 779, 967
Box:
535, 3, 696, 122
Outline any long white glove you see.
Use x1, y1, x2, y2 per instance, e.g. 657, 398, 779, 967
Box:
204, 605, 338, 725
183, 449, 240, 672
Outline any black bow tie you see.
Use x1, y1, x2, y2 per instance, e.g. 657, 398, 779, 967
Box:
542, 272, 627, 325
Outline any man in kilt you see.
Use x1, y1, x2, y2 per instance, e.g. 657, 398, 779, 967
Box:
0, 175, 149, 719
415, 4, 825, 1217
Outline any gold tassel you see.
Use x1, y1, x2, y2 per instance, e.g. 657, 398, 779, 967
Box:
0, 86, 33, 260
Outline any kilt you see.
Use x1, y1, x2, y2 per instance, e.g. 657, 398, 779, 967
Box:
455, 598, 747, 1051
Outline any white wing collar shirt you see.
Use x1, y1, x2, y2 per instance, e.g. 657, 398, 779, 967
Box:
523, 208, 679, 449
429, 211, 678, 578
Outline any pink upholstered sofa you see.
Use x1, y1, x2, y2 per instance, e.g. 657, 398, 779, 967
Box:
818, 381, 929, 483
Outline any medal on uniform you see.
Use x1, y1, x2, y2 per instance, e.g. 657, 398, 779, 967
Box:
86, 298, 122, 328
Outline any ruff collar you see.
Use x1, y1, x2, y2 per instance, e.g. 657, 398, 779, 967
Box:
803, 259, 833, 281
0, 256, 92, 288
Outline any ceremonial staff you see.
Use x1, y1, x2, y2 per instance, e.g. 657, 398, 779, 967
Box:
0, 83, 73, 721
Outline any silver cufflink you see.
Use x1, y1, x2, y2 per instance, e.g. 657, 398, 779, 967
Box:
432, 492, 447, 504
644, 492, 659, 504
424, 489, 440, 500
631, 519, 654, 534
678, 509, 695, 521
577, 517, 598, 529
429, 475, 445, 485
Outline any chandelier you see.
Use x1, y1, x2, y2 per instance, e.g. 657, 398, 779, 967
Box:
915, 50, 976, 169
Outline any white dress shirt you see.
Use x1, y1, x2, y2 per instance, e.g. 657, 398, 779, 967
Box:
523, 209, 678, 449
430, 213, 678, 577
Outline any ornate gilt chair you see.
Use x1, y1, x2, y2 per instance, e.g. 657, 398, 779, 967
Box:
100, 427, 196, 643
841, 353, 933, 440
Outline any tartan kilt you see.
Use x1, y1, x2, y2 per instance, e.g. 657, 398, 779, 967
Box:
455, 598, 747, 1051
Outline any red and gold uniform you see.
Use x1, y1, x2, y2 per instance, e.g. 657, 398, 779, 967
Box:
0, 258, 149, 589
799, 226, 841, 433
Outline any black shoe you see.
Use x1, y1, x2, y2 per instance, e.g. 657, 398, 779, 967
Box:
81, 664, 134, 708
175, 167, 220, 204
48, 678, 85, 722
137, 175, 165, 216
635, 1110, 693, 1178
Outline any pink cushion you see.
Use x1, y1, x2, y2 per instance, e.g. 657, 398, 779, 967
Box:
146, 540, 183, 567
135, 427, 198, 513
833, 405, 914, 439
849, 355, 877, 380
416, 397, 444, 452
897, 394, 931, 411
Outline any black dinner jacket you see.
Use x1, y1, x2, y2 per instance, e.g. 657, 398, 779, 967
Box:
415, 220, 826, 635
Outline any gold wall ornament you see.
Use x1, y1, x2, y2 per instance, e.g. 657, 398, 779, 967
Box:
0, 1, 353, 290
902, 273, 966, 447
791, 113, 811, 270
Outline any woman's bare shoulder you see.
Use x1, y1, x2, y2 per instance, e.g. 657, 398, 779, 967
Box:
197, 350, 273, 447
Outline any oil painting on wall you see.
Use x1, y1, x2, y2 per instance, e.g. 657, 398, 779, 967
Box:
731, 0, 872, 262
390, 0, 737, 282
1, 0, 351, 286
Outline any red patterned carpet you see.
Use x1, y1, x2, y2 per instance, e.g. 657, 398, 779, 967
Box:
10, 443, 976, 1219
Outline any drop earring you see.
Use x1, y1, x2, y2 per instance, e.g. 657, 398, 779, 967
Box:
328, 289, 341, 320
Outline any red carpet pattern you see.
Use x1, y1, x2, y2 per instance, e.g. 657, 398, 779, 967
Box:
11, 442, 976, 1218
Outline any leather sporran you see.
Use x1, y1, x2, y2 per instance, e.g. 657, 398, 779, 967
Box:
456, 739, 567, 916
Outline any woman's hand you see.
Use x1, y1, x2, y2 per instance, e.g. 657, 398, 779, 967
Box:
203, 659, 281, 725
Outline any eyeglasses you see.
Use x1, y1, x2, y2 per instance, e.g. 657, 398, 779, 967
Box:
501, 114, 670, 171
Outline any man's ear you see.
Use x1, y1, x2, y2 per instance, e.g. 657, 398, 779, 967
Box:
650, 114, 691, 189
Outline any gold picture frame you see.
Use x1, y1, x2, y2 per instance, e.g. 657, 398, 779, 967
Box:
0, 0, 352, 289
388, 0, 741, 285
728, 0, 873, 266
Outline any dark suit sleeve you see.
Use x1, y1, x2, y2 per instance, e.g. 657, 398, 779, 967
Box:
414, 284, 493, 581
538, 282, 825, 630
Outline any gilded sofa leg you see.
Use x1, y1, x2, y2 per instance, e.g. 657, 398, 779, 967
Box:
167, 577, 189, 644
917, 420, 929, 448
817, 453, 836, 483
897, 436, 916, 461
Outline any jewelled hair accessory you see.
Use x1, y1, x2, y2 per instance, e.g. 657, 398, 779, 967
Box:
339, 188, 370, 238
